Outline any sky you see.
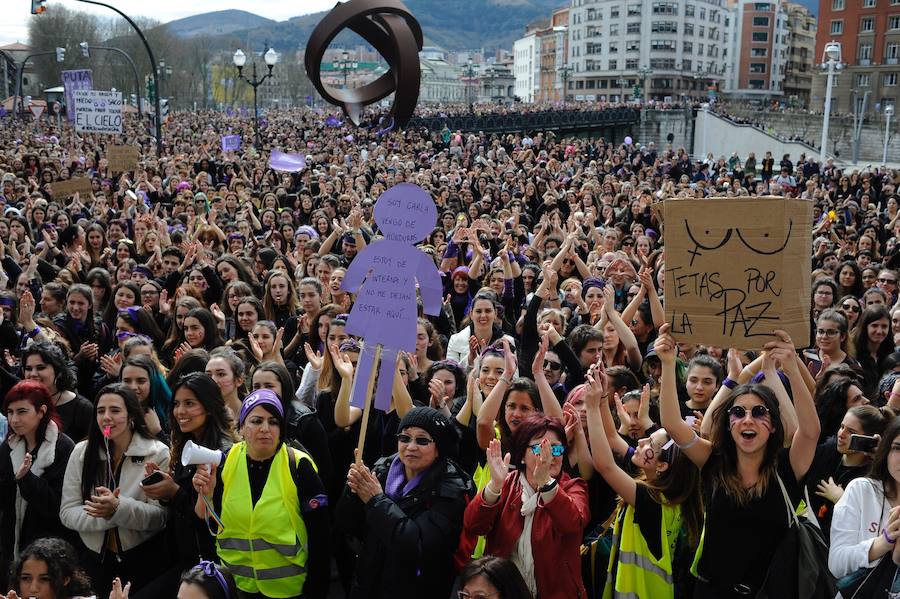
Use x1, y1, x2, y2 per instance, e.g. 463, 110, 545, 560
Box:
1, 0, 337, 46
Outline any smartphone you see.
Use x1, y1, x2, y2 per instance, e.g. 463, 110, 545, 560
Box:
141, 471, 164, 486
849, 434, 879, 453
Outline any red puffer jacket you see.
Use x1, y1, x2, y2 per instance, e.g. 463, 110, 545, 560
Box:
463, 470, 590, 599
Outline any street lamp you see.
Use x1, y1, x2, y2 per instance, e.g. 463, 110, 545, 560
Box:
332, 50, 358, 89
463, 61, 476, 109
233, 47, 278, 148
558, 63, 573, 102
884, 104, 895, 166
819, 41, 843, 162
638, 66, 653, 105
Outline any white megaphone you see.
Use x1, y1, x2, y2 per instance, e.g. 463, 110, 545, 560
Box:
182, 440, 224, 468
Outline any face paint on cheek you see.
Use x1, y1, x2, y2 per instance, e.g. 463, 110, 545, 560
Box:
643, 448, 655, 465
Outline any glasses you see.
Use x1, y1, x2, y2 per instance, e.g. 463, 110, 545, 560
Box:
141, 289, 159, 296
816, 328, 840, 337
543, 360, 562, 371
529, 443, 565, 457
458, 592, 498, 599
841, 303, 861, 312
727, 405, 770, 420
397, 434, 435, 446
815, 290, 833, 296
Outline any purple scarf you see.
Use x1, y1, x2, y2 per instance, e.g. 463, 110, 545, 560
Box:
384, 455, 427, 501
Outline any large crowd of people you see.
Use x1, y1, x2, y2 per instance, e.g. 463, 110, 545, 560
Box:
0, 101, 899, 599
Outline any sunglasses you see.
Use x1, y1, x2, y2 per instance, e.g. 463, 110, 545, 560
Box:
397, 434, 435, 446
841, 303, 861, 312
816, 328, 840, 337
530, 443, 565, 457
543, 360, 562, 371
879, 278, 897, 284
727, 404, 770, 420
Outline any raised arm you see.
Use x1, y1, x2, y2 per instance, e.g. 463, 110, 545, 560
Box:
657, 324, 712, 468
758, 350, 798, 444
584, 363, 637, 505
600, 285, 642, 370
701, 348, 742, 439
767, 330, 820, 480
530, 335, 564, 420
476, 340, 517, 449
331, 344, 363, 428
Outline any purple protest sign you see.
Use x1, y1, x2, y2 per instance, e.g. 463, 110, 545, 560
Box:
61, 70, 93, 122
269, 151, 306, 172
340, 183, 441, 410
221, 135, 241, 152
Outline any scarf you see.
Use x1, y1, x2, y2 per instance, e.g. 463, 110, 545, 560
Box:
384, 455, 427, 501
7, 420, 58, 555
511, 473, 539, 597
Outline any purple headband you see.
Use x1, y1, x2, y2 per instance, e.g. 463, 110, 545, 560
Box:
239, 389, 284, 428
338, 338, 361, 353
193, 561, 230, 599
120, 306, 143, 323
0, 297, 16, 307
133, 265, 152, 277
295, 225, 319, 240
581, 277, 606, 299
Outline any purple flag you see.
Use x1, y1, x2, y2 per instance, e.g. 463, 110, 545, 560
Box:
221, 135, 241, 152
225, 106, 234, 117
325, 115, 342, 127
269, 151, 306, 172
62, 70, 93, 123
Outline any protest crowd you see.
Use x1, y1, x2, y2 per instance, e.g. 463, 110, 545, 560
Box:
0, 100, 900, 599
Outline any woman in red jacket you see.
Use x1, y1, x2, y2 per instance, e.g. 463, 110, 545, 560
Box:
463, 414, 590, 599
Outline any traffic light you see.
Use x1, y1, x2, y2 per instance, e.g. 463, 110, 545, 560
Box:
80, 42, 90, 58
55, 47, 65, 63
31, 0, 46, 14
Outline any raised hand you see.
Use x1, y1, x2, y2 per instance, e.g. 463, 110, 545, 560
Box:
303, 342, 324, 371
486, 438, 511, 493
100, 353, 123, 377
532, 334, 549, 378
654, 323, 677, 365
329, 343, 355, 380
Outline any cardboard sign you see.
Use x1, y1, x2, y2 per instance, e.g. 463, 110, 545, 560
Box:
73, 90, 123, 134
50, 177, 93, 200
662, 197, 812, 350
221, 135, 241, 152
108, 145, 140, 173
61, 69, 93, 123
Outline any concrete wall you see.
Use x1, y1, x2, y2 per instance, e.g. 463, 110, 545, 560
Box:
636, 108, 695, 152
693, 108, 821, 161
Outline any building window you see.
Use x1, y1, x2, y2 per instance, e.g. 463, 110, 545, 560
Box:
887, 42, 900, 62
610, 5, 620, 17
830, 20, 843, 34
749, 62, 767, 73
683, 41, 694, 52
749, 79, 766, 89
652, 39, 677, 51
753, 16, 770, 26
685, 4, 695, 15
653, 2, 678, 14
863, 0, 877, 6
754, 2, 771, 9
609, 60, 618, 70
856, 74, 871, 88
890, 15, 900, 29
609, 42, 619, 53
683, 59, 692, 70
626, 40, 640, 51
628, 3, 642, 15
699, 25, 705, 36
652, 21, 678, 33
684, 23, 694, 35
833, 0, 845, 8
751, 47, 769, 56
886, 73, 899, 86
626, 58, 640, 69
700, 7, 706, 18
698, 42, 704, 54
627, 22, 641, 33
752, 31, 769, 41
650, 58, 677, 69
860, 43, 873, 60
861, 17, 875, 32
610, 24, 620, 35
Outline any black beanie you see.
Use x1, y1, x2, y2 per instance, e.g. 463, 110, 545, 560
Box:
398, 406, 457, 458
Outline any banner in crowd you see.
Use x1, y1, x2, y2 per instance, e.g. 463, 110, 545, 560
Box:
61, 69, 93, 123
662, 197, 812, 350
73, 90, 123, 134
221, 135, 241, 152
269, 151, 306, 172
107, 145, 140, 173
50, 177, 92, 200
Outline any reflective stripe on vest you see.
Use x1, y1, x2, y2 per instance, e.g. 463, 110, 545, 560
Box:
603, 497, 681, 599
218, 442, 311, 599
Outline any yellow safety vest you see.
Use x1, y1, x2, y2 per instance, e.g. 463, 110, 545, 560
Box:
218, 442, 313, 598
603, 495, 681, 599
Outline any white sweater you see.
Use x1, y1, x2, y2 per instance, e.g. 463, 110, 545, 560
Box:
828, 477, 892, 579
60, 434, 169, 553
446, 327, 516, 370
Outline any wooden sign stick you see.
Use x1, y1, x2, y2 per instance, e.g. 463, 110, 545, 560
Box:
355, 343, 383, 464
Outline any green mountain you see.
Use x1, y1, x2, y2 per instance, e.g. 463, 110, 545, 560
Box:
164, 0, 567, 52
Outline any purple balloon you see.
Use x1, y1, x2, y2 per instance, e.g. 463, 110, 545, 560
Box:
624, 136, 633, 145
345, 134, 354, 142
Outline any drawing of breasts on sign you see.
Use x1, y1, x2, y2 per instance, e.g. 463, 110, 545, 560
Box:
305, 0, 423, 129
662, 197, 813, 350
